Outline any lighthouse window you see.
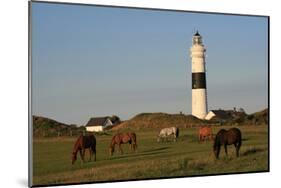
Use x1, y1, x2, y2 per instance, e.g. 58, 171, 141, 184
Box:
193, 37, 202, 45
193, 38, 197, 44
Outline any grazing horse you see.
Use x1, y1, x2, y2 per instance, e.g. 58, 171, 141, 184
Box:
157, 127, 179, 142
109, 132, 137, 156
198, 126, 213, 142
72, 134, 96, 164
213, 128, 242, 159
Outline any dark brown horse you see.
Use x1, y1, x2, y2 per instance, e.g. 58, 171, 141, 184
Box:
72, 134, 96, 164
213, 128, 242, 159
109, 132, 137, 156
198, 126, 213, 142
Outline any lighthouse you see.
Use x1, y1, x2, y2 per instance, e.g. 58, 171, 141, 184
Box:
190, 31, 208, 119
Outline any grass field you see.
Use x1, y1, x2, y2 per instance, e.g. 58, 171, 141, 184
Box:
33, 125, 268, 186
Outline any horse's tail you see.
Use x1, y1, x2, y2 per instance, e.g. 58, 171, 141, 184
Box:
235, 131, 242, 157
133, 133, 137, 150
238, 139, 242, 148
238, 131, 242, 148
175, 127, 179, 138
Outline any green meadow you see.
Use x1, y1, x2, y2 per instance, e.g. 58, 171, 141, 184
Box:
33, 125, 268, 186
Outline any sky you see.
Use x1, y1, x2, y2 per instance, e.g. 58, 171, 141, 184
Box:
31, 2, 268, 125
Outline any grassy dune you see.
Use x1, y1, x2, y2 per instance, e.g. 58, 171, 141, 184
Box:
33, 125, 268, 186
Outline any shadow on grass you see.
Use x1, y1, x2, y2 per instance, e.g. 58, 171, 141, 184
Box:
110, 150, 168, 160
109, 146, 171, 160
242, 147, 266, 156
79, 147, 171, 165
141, 147, 170, 153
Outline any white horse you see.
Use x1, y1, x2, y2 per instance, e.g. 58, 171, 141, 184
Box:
157, 127, 179, 142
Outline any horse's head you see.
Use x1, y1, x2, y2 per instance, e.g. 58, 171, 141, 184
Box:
71, 152, 77, 165
213, 148, 219, 159
213, 140, 220, 159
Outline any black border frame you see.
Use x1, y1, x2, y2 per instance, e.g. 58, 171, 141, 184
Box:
28, 1, 270, 187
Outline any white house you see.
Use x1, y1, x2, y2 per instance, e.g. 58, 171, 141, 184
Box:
85, 117, 113, 132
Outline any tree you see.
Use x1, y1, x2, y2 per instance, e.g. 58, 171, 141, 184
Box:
238, 108, 245, 113
111, 115, 121, 124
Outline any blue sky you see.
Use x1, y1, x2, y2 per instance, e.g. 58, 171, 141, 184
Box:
31, 2, 268, 125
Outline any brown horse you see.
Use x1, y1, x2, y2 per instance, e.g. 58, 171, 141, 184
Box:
213, 128, 242, 159
198, 126, 213, 142
109, 132, 137, 156
72, 134, 96, 164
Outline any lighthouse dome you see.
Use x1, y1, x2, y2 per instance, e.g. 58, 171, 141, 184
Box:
192, 31, 203, 45
194, 31, 201, 36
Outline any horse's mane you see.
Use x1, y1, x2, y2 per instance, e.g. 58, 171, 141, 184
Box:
175, 127, 179, 138
213, 136, 218, 148
110, 134, 117, 147
72, 135, 83, 157
74, 135, 83, 146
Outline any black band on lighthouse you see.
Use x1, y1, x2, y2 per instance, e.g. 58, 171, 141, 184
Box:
192, 72, 206, 89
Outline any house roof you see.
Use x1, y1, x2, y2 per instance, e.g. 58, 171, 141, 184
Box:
86, 117, 109, 127
210, 110, 232, 120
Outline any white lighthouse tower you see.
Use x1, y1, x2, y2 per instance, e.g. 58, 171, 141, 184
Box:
190, 31, 208, 119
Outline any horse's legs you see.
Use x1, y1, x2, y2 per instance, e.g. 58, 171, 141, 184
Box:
134, 140, 138, 150
236, 145, 240, 157
78, 150, 81, 164
79, 149, 85, 163
128, 140, 132, 151
130, 142, 134, 151
235, 141, 241, 157
224, 144, 228, 156
92, 146, 96, 161
82, 148, 86, 162
118, 144, 123, 154
130, 142, 135, 152
215, 145, 221, 159
88, 148, 92, 162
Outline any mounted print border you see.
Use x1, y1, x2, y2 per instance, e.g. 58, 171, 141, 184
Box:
28, 1, 269, 187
